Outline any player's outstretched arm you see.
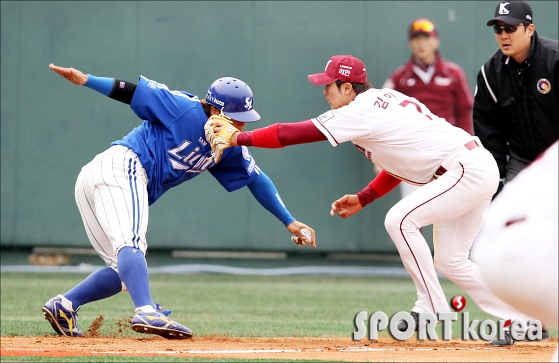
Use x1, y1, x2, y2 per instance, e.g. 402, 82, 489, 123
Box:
50, 63, 137, 104
330, 194, 362, 219
49, 63, 88, 85
205, 119, 327, 149
246, 171, 316, 248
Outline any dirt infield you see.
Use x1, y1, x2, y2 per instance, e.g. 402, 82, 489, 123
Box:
1, 335, 557, 362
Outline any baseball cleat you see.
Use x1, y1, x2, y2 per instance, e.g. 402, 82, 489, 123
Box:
131, 306, 193, 339
42, 295, 83, 337
489, 330, 515, 346
397, 311, 420, 332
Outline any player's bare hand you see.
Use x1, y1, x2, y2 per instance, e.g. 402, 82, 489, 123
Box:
49, 63, 88, 85
287, 221, 316, 248
330, 194, 362, 219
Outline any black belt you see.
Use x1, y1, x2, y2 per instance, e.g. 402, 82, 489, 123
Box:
436, 140, 479, 176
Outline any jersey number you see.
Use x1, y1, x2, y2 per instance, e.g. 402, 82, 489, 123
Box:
399, 100, 433, 120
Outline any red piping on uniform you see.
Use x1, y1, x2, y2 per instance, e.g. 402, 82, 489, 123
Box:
313, 120, 340, 145
398, 163, 465, 313
505, 217, 526, 227
385, 170, 428, 186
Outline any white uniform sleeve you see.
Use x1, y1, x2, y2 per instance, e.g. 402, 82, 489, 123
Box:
310, 105, 371, 147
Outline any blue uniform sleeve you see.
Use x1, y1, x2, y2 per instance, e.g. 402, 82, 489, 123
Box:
130, 76, 200, 128
209, 146, 259, 192
84, 75, 113, 96
246, 171, 296, 227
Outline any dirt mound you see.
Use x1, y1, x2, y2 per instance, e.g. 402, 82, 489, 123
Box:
2, 335, 556, 362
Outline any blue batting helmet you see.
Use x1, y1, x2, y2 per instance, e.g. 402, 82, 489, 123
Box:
205, 77, 260, 122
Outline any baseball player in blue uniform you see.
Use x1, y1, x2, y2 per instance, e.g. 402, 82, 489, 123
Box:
43, 63, 315, 339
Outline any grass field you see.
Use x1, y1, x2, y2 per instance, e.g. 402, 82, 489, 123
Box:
1, 272, 556, 362
1, 272, 487, 338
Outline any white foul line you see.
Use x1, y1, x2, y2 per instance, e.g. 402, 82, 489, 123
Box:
3, 346, 526, 356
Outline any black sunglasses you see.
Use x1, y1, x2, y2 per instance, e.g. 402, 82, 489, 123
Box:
493, 23, 525, 34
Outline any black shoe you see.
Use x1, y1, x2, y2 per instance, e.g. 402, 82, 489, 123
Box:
523, 328, 550, 341
489, 330, 515, 346
397, 311, 419, 332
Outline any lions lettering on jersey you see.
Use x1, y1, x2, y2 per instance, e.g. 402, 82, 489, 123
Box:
167, 140, 214, 174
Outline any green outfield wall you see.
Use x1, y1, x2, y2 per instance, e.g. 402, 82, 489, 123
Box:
2, 1, 557, 252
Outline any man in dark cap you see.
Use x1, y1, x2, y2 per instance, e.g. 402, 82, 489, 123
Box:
473, 0, 557, 347
474, 0, 558, 198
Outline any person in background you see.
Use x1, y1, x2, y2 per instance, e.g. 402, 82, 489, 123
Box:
474, 0, 558, 198
383, 18, 474, 199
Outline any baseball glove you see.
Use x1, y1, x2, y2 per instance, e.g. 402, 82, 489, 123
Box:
204, 114, 240, 163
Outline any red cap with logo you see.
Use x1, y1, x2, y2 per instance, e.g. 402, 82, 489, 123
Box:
308, 55, 368, 86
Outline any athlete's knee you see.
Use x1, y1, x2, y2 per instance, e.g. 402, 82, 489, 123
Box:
385, 208, 420, 238
384, 208, 402, 237
116, 245, 146, 257
434, 255, 467, 278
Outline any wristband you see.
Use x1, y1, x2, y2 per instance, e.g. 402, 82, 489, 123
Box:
357, 185, 380, 207
252, 124, 283, 148
84, 75, 114, 96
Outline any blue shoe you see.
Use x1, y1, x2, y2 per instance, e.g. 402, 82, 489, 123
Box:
131, 305, 193, 339
42, 295, 83, 337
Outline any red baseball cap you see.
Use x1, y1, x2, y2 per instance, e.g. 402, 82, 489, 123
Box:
409, 18, 438, 39
308, 55, 368, 86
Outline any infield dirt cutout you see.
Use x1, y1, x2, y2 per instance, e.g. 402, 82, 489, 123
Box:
2, 314, 557, 362
2, 335, 557, 362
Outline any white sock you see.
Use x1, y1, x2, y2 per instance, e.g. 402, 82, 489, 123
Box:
135, 305, 156, 313
57, 294, 74, 312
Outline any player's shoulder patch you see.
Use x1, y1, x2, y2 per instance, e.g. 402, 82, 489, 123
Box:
316, 110, 335, 124
139, 76, 156, 89
241, 145, 252, 161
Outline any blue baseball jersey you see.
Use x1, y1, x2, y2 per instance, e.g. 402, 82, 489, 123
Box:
112, 76, 260, 205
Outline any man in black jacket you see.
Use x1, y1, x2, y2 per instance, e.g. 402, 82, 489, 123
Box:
473, 0, 557, 347
474, 0, 558, 197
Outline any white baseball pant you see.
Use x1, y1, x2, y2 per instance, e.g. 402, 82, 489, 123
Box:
384, 143, 535, 323
74, 145, 149, 271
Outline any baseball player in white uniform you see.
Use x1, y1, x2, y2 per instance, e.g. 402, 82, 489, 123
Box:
471, 140, 558, 357
206, 54, 537, 344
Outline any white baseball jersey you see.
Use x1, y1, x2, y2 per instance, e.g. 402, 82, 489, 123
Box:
311, 88, 473, 185
310, 87, 537, 328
